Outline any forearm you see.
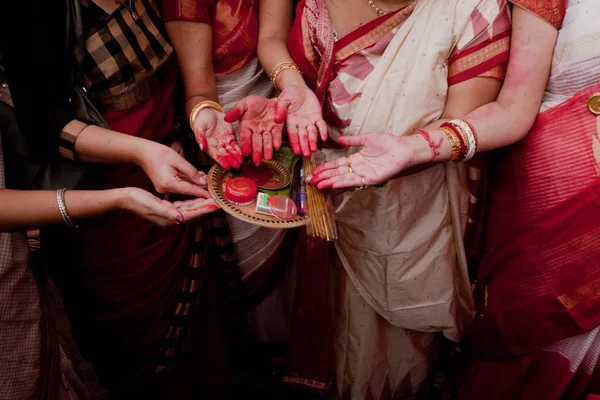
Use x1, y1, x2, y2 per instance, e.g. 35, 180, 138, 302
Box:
164, 21, 218, 116
258, 0, 305, 90
0, 188, 126, 231
74, 124, 155, 165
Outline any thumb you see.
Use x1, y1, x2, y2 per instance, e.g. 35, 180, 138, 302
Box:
338, 135, 368, 147
224, 99, 249, 123
274, 98, 291, 124
174, 156, 206, 185
197, 134, 208, 152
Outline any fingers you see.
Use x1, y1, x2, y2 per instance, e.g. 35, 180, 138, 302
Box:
263, 131, 274, 161
307, 125, 319, 153
316, 120, 328, 142
274, 98, 290, 124
298, 125, 311, 158
307, 166, 349, 185
196, 134, 208, 152
338, 135, 368, 147
224, 107, 243, 123
154, 199, 185, 224
172, 155, 207, 185
252, 132, 263, 166
316, 173, 362, 190
169, 178, 212, 198
215, 147, 232, 170
312, 156, 348, 175
178, 198, 221, 220
197, 171, 207, 186
224, 142, 243, 169
287, 124, 301, 155
272, 124, 283, 150
240, 127, 253, 156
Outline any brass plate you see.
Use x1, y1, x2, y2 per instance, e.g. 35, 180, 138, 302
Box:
241, 159, 291, 190
208, 162, 308, 229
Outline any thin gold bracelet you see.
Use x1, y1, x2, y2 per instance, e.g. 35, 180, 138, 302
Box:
188, 100, 224, 131
270, 62, 302, 90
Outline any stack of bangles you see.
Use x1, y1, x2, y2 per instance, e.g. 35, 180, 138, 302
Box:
188, 100, 224, 131
415, 119, 478, 163
270, 61, 302, 90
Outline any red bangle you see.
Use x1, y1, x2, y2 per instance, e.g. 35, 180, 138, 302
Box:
414, 129, 444, 163
440, 122, 468, 161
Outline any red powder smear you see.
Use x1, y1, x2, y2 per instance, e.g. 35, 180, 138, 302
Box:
225, 177, 257, 206
241, 162, 274, 186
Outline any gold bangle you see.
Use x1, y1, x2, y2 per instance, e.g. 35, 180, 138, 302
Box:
188, 100, 224, 131
270, 62, 302, 90
440, 126, 462, 162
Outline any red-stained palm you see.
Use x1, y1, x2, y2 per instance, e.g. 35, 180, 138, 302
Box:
224, 95, 283, 165
275, 84, 328, 157
194, 108, 243, 170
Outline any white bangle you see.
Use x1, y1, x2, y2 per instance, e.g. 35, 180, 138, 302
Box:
56, 188, 79, 228
450, 119, 477, 161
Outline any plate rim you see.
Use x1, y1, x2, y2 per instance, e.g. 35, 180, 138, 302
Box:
207, 163, 308, 229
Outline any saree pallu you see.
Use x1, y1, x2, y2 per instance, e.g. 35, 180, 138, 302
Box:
457, 82, 600, 400
455, 2, 600, 398
288, 0, 510, 397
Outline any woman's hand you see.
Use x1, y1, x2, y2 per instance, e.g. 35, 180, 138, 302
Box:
308, 134, 415, 189
118, 187, 219, 227
136, 141, 210, 198
276, 84, 328, 157
224, 96, 283, 165
194, 108, 243, 170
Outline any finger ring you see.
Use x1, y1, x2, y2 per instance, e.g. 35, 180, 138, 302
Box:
358, 176, 372, 191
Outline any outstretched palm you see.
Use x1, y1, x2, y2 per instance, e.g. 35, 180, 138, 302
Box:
276, 84, 328, 157
309, 133, 412, 189
224, 96, 283, 165
194, 108, 243, 170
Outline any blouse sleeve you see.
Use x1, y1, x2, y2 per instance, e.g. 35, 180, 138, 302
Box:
447, 0, 512, 86
509, 0, 567, 30
160, 0, 216, 24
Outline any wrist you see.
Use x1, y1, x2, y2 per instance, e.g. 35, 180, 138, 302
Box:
276, 69, 305, 91
112, 188, 134, 211
404, 130, 452, 167
186, 95, 219, 117
133, 140, 163, 170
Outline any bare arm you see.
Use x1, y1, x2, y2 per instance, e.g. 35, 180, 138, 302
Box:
258, 0, 303, 89
164, 21, 217, 114
1, 188, 133, 231
165, 20, 243, 169
0, 185, 220, 232
409, 6, 558, 165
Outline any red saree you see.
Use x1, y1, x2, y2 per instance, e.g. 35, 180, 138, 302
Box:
465, 82, 600, 358
160, 0, 258, 75
453, 2, 600, 397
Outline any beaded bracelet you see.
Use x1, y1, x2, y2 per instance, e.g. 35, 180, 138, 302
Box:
414, 129, 444, 163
